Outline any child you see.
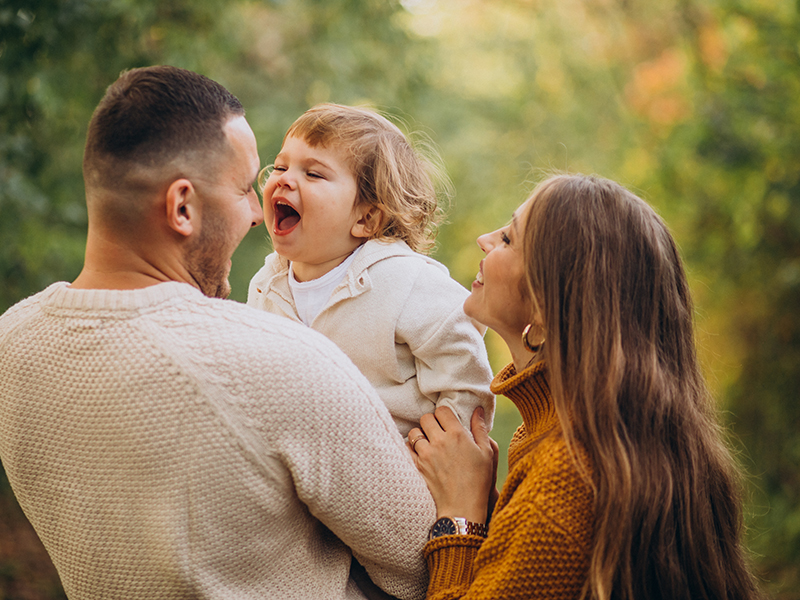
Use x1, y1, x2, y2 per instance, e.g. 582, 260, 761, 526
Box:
247, 103, 494, 437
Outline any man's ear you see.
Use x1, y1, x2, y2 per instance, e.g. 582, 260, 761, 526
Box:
165, 178, 197, 237
351, 204, 384, 239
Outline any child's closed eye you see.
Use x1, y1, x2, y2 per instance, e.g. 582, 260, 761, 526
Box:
257, 165, 275, 191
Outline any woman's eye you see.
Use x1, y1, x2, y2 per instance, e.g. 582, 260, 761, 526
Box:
501, 232, 511, 245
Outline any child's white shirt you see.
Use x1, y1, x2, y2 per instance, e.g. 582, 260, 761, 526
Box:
288, 245, 363, 326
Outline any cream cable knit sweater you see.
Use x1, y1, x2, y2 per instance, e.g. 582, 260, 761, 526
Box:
0, 282, 436, 600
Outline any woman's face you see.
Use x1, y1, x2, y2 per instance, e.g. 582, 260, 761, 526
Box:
464, 198, 533, 344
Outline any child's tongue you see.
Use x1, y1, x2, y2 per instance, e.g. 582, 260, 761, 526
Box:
278, 214, 300, 231
276, 204, 301, 231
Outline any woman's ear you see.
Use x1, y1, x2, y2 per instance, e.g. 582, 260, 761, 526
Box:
351, 204, 384, 239
165, 178, 196, 237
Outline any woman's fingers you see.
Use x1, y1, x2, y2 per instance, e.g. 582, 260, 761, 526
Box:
418, 410, 442, 438
432, 405, 464, 431
409, 406, 496, 524
411, 407, 460, 453
407, 428, 428, 455
470, 406, 490, 445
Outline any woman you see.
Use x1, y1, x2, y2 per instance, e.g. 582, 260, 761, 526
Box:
407, 174, 764, 599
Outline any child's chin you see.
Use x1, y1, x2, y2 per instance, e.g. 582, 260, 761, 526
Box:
270, 242, 298, 261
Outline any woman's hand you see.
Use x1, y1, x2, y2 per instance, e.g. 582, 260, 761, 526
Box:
408, 406, 497, 524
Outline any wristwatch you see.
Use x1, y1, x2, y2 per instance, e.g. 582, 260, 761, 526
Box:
428, 516, 488, 540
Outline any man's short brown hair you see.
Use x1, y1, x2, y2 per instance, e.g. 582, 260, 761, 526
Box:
83, 65, 244, 191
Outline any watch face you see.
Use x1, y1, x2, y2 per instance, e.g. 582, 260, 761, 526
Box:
430, 517, 458, 538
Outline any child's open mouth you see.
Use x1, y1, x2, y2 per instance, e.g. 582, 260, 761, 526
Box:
274, 200, 301, 234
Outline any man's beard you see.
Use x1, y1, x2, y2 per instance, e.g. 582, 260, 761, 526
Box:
185, 208, 233, 299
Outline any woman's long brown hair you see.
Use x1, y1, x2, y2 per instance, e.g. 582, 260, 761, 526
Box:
523, 175, 763, 600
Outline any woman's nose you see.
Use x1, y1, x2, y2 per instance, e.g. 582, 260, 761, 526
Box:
476, 231, 493, 254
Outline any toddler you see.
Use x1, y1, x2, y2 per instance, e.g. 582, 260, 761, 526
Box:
247, 103, 493, 437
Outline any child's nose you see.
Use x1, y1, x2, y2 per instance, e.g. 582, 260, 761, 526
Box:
275, 169, 296, 189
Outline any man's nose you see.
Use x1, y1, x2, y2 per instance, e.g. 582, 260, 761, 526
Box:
250, 191, 264, 227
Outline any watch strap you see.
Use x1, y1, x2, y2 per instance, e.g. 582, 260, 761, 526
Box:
454, 517, 488, 537
429, 516, 488, 540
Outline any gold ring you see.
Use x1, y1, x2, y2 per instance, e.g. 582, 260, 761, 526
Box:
409, 435, 426, 452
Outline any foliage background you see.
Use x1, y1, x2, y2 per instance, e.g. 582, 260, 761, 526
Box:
1, 0, 798, 597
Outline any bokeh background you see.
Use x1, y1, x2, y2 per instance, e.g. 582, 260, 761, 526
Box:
1, 0, 798, 597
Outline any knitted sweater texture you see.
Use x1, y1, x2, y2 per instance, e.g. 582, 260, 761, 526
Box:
424, 361, 594, 599
0, 282, 437, 600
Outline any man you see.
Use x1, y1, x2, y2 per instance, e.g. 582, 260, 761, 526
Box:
0, 66, 436, 599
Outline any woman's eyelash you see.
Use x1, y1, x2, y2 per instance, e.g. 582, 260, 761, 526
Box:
501, 232, 511, 244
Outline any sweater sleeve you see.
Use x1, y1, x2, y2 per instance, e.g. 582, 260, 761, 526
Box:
423, 536, 484, 598
423, 441, 594, 600
259, 333, 438, 600
395, 264, 495, 430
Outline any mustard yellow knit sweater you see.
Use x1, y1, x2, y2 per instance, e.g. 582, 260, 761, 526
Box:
424, 361, 594, 599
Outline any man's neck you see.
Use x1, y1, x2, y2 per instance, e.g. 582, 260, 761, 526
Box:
72, 228, 190, 291
71, 268, 169, 291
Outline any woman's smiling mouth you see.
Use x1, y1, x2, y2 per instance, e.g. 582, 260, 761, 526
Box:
474, 260, 485, 285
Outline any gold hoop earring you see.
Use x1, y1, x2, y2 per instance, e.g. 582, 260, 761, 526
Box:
522, 323, 545, 353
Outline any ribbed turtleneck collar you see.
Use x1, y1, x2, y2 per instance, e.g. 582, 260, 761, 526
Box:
490, 360, 558, 440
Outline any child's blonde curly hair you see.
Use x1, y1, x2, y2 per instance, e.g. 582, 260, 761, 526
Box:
281, 103, 450, 254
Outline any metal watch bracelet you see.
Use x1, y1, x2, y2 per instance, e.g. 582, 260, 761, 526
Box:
429, 516, 488, 540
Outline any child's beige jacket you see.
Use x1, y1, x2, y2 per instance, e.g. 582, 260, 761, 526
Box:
248, 239, 495, 436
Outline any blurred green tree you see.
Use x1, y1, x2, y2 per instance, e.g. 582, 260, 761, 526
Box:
0, 0, 236, 312
648, 0, 800, 590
